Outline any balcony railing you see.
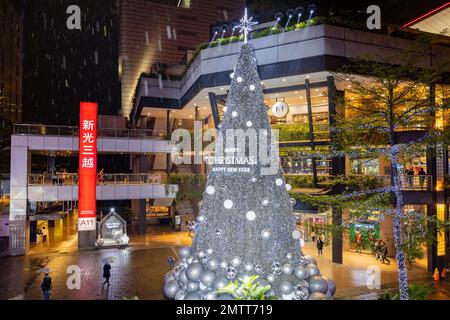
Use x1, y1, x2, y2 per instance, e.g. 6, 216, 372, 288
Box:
14, 124, 166, 139
399, 175, 433, 191
28, 173, 162, 186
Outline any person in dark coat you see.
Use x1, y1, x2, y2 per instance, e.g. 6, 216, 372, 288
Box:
103, 263, 111, 286
316, 236, 324, 256
41, 273, 52, 300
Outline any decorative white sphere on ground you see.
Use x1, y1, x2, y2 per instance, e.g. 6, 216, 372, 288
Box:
185, 262, 204, 282
163, 280, 180, 299
293, 266, 309, 280
201, 270, 217, 287
309, 276, 329, 294
279, 280, 293, 295
282, 263, 294, 275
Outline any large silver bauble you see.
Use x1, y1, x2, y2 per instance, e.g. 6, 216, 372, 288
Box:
231, 256, 242, 267
282, 263, 294, 275
164, 271, 176, 282
244, 263, 253, 272
271, 262, 282, 275
293, 266, 309, 280
186, 281, 199, 292
214, 276, 229, 289
326, 279, 336, 296
178, 246, 192, 260
185, 262, 204, 282
226, 266, 237, 280
207, 258, 219, 271
309, 276, 329, 294
279, 280, 293, 295
308, 292, 329, 300
174, 290, 187, 300
163, 280, 180, 299
254, 265, 263, 274
184, 292, 202, 300
267, 274, 276, 283
201, 270, 217, 287
293, 285, 309, 300
178, 269, 189, 283
307, 264, 320, 277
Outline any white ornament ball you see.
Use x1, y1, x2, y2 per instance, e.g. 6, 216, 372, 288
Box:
237, 76, 243, 82
276, 178, 283, 186
230, 73, 234, 79
251, 177, 258, 183
206, 248, 213, 255
196, 215, 205, 222
223, 199, 233, 209
286, 184, 292, 191
231, 256, 242, 267
206, 186, 215, 195
246, 121, 253, 127
262, 199, 269, 207
246, 211, 256, 221
219, 260, 228, 269
232, 111, 237, 117
292, 230, 301, 239
267, 274, 276, 283
244, 263, 254, 272
249, 84, 255, 91
260, 229, 271, 240
223, 106, 228, 112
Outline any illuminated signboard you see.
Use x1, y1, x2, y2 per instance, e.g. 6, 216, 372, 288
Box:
78, 102, 97, 231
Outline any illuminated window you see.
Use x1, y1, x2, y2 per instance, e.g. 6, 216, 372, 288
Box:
436, 204, 445, 256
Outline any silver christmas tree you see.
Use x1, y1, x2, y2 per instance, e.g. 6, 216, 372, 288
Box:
163, 13, 335, 300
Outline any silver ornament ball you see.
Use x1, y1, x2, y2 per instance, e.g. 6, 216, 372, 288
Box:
293, 265, 309, 280
282, 263, 294, 275
309, 276, 329, 294
163, 280, 180, 299
207, 258, 219, 271
214, 276, 229, 289
184, 292, 202, 300
279, 280, 293, 295
186, 281, 199, 292
185, 262, 204, 282
201, 270, 217, 287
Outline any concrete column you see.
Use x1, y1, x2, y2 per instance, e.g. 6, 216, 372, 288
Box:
9, 144, 29, 256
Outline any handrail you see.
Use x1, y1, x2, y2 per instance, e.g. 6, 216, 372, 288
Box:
13, 124, 167, 139
28, 173, 163, 186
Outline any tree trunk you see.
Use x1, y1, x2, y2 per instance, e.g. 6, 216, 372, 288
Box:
390, 149, 410, 300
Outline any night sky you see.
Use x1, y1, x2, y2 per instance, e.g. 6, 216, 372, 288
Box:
21, 0, 448, 126
22, 0, 120, 126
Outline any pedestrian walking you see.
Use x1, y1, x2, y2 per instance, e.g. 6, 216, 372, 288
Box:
316, 236, 324, 256
42, 227, 48, 243
418, 167, 426, 189
103, 262, 111, 286
380, 242, 390, 264
41, 273, 52, 300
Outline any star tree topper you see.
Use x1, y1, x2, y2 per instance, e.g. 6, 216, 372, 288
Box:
237, 8, 258, 44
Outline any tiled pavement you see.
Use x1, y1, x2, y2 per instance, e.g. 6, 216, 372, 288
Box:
0, 222, 449, 300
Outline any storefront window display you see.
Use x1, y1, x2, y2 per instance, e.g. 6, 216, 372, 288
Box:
281, 156, 331, 175
349, 221, 380, 254
146, 200, 170, 219
96, 210, 129, 247
350, 158, 380, 175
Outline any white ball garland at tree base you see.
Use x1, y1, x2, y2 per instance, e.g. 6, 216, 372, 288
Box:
163, 246, 336, 300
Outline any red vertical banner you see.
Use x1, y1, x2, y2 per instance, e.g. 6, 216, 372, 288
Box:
78, 102, 98, 231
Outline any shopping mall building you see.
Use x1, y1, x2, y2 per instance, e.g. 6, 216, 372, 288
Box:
3, 1, 450, 274
126, 4, 450, 271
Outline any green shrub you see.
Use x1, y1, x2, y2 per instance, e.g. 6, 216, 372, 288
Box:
379, 283, 434, 300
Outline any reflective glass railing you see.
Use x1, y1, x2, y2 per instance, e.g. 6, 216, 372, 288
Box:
28, 173, 162, 186
14, 124, 166, 139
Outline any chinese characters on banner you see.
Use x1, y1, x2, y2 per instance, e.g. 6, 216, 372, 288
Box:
78, 102, 97, 231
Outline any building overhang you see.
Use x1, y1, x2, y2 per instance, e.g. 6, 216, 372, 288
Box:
132, 23, 450, 124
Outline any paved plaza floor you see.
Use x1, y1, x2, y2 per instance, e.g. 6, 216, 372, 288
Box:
0, 217, 449, 300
